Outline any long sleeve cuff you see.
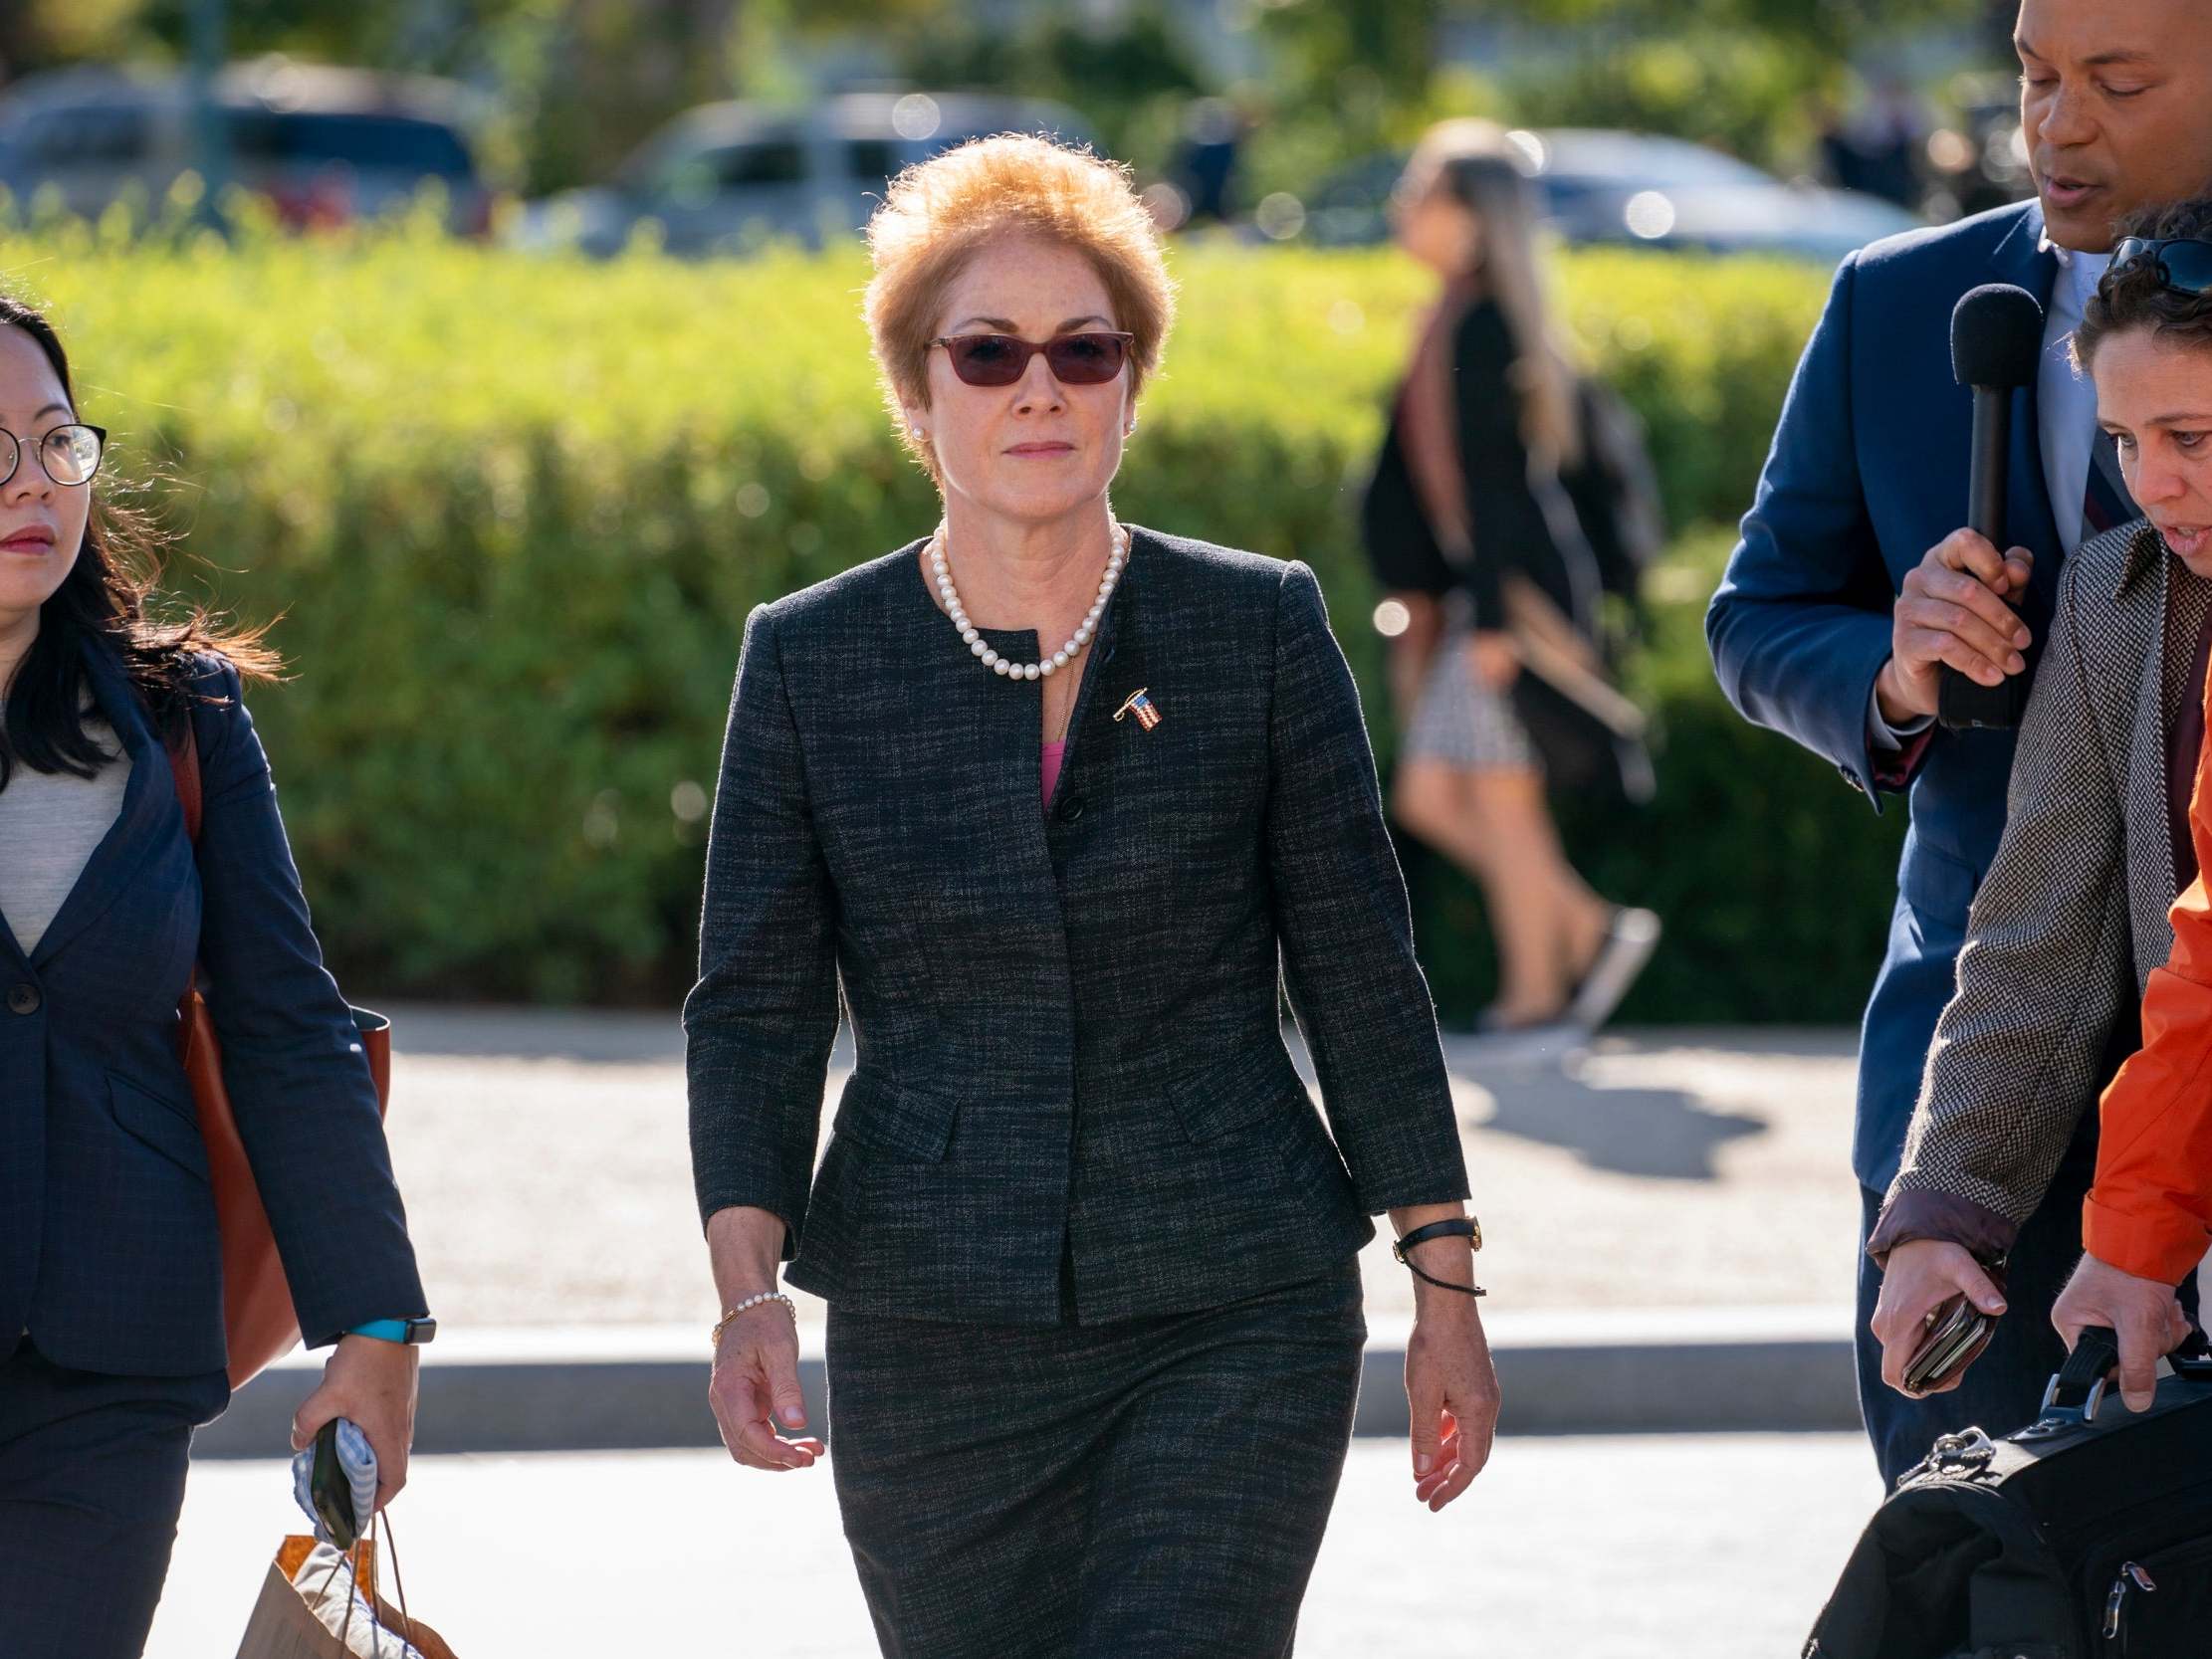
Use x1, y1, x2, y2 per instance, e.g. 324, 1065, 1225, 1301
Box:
1867, 684, 1935, 791
1866, 1187, 2019, 1269
2082, 1192, 2212, 1287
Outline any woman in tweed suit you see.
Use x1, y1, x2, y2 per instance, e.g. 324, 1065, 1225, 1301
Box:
1869, 205, 2212, 1413
684, 135, 1499, 1657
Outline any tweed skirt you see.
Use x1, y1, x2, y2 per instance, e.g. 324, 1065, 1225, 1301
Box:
824, 1258, 1366, 1658
1402, 627, 1538, 771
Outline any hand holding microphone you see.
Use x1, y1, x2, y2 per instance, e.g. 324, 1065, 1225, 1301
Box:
1919, 283, 2048, 730
1876, 530, 2035, 726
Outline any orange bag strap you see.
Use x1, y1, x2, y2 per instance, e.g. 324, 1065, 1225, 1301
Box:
165, 716, 207, 1000
165, 714, 204, 847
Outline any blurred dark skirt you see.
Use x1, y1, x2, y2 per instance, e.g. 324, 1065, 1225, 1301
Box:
825, 1258, 1366, 1658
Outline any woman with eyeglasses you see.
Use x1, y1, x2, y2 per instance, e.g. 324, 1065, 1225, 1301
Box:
0, 295, 430, 1659
1868, 202, 2212, 1416
1364, 119, 1659, 1039
687, 135, 1498, 1657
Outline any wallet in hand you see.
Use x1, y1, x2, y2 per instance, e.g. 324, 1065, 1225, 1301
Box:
1900, 1262, 2009, 1398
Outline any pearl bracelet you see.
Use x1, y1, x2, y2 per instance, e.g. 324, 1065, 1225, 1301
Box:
711, 1291, 796, 1349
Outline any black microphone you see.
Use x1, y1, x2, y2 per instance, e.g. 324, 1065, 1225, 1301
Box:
1936, 282, 2046, 730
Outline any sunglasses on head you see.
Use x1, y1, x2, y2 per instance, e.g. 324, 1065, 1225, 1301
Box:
931, 330, 1134, 388
2111, 237, 2212, 299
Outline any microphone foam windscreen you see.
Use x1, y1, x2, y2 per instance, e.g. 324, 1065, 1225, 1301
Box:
1952, 283, 2047, 390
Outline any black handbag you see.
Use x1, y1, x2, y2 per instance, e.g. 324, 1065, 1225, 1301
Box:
1805, 1327, 2212, 1658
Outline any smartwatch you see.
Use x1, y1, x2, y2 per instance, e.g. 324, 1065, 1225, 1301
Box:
346, 1316, 438, 1346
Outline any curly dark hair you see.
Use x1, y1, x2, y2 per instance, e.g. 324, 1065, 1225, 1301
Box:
2074, 197, 2212, 372
0, 292, 280, 791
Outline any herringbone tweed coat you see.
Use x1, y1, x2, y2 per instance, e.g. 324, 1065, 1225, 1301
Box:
685, 526, 1472, 1324
1877, 519, 2205, 1257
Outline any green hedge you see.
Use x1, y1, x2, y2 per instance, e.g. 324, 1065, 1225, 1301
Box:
1, 221, 1892, 1020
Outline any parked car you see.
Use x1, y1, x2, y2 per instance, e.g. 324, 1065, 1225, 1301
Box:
0, 59, 493, 235
514, 92, 1094, 258
1300, 127, 1921, 264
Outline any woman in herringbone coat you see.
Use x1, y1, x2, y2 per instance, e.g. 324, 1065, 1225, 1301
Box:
683, 136, 1499, 1657
1868, 205, 2212, 1414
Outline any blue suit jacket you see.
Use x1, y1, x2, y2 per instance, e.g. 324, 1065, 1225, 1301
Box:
1706, 200, 2067, 1194
0, 642, 424, 1377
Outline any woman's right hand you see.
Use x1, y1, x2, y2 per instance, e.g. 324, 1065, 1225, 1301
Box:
1870, 1238, 2009, 1396
709, 1297, 823, 1472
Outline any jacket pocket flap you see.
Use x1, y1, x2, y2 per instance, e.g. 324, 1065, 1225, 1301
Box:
832, 1071, 958, 1162
107, 1071, 211, 1180
1170, 1046, 1311, 1144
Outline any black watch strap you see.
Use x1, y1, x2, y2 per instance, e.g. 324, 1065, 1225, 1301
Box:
1392, 1218, 1486, 1298
1393, 1217, 1481, 1261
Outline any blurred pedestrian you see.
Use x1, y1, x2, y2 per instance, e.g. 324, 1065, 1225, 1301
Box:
1170, 97, 1246, 226
1867, 207, 2212, 1405
0, 295, 431, 1659
1707, 0, 2212, 1483
686, 134, 1497, 1659
1827, 73, 1930, 211
1363, 118, 1659, 1036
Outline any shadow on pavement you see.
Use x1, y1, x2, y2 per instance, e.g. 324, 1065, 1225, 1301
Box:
1451, 1053, 1767, 1181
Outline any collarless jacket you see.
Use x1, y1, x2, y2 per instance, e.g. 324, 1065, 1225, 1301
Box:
686, 526, 1471, 1326
0, 642, 425, 1377
1875, 521, 2201, 1260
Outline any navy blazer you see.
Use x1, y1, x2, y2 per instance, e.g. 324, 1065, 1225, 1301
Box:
686, 528, 1472, 1326
1706, 200, 2068, 1192
0, 642, 425, 1377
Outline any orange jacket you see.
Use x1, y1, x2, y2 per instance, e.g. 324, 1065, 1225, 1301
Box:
2090, 666, 2212, 1284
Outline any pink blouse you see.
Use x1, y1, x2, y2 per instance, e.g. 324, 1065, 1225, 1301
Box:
1041, 739, 1067, 807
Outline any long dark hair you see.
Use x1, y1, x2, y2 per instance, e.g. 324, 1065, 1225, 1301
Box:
0, 293, 280, 790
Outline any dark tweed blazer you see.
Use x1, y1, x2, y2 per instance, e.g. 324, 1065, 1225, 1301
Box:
685, 525, 1472, 1325
1874, 519, 2203, 1261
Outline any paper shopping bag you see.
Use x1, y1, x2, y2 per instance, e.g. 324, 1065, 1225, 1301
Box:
234, 1538, 457, 1659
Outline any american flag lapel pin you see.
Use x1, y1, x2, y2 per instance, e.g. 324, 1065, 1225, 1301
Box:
1112, 688, 1163, 731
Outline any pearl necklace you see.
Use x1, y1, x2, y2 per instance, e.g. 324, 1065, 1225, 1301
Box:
929, 520, 1130, 681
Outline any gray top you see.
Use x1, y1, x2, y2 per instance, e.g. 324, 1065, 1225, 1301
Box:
0, 701, 133, 953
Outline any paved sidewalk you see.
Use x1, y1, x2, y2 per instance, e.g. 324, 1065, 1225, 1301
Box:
153, 1436, 1881, 1658
370, 1005, 1866, 1337
191, 1007, 1884, 1452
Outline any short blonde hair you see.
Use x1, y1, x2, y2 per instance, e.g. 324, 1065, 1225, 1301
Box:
864, 134, 1177, 480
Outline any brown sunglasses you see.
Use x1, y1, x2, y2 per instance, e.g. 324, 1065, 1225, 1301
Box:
931, 331, 1134, 387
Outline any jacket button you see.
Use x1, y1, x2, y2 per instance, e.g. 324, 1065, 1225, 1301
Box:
7, 983, 40, 1016
1058, 794, 1086, 823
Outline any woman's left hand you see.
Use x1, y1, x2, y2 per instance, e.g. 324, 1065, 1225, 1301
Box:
292, 1336, 421, 1511
1403, 1263, 1501, 1511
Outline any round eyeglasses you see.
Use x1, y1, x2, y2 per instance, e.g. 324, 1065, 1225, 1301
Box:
0, 424, 106, 490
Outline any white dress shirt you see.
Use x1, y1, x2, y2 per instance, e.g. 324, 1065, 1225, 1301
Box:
2039, 240, 2112, 558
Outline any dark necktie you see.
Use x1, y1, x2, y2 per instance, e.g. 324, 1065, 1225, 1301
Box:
2084, 424, 2140, 538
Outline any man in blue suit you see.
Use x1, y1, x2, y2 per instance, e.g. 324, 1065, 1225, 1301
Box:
1707, 0, 2212, 1483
